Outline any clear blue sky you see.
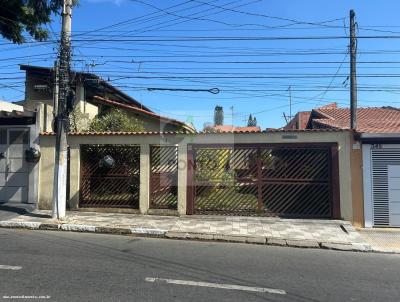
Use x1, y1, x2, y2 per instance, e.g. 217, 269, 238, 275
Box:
1, 0, 400, 130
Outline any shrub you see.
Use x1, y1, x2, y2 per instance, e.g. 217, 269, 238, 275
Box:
89, 109, 145, 132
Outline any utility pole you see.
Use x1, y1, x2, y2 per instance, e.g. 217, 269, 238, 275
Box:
230, 106, 234, 131
52, 0, 72, 219
288, 85, 292, 121
52, 61, 59, 121
350, 9, 358, 130
282, 86, 292, 125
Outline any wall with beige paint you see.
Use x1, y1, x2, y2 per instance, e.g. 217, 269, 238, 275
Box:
38, 131, 354, 221
37, 135, 55, 209
350, 138, 365, 227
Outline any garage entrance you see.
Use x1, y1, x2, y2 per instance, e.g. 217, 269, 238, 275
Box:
187, 144, 340, 218
363, 144, 400, 227
0, 127, 30, 203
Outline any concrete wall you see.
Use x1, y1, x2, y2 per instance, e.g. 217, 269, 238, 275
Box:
76, 84, 98, 120
37, 131, 355, 221
37, 135, 55, 209
350, 138, 365, 227
24, 73, 53, 107
35, 103, 54, 133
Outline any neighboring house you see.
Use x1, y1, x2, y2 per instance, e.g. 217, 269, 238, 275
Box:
0, 64, 194, 206
283, 102, 400, 132
285, 103, 400, 228
204, 125, 261, 133
283, 111, 311, 130
19, 65, 195, 133
0, 101, 38, 204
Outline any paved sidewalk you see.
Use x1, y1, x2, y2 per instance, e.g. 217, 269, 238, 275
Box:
358, 229, 400, 253
0, 202, 36, 221
0, 209, 372, 252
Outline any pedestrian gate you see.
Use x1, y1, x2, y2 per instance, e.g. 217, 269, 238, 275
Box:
187, 144, 339, 218
80, 145, 140, 208
150, 145, 178, 209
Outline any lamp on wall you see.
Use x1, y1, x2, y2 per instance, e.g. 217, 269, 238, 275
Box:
99, 155, 115, 169
25, 147, 41, 162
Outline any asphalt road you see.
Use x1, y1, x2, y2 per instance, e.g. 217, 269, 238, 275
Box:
0, 229, 399, 302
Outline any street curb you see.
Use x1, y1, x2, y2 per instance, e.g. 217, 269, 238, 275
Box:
61, 224, 97, 232
0, 220, 376, 253
286, 239, 320, 249
39, 223, 60, 230
95, 227, 131, 235
130, 227, 167, 237
0, 220, 41, 229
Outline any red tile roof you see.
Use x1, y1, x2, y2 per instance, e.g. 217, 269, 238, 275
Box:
39, 128, 350, 136
283, 111, 312, 130
204, 125, 261, 133
40, 131, 191, 136
313, 104, 400, 133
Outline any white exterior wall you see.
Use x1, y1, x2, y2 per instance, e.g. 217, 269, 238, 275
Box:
0, 100, 24, 112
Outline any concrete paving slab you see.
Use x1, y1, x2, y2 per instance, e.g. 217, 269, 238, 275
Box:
0, 209, 377, 253
358, 229, 400, 253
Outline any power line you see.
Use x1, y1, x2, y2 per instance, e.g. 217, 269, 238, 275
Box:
191, 0, 346, 29
65, 35, 400, 42
69, 59, 400, 64
73, 0, 196, 37
314, 52, 349, 105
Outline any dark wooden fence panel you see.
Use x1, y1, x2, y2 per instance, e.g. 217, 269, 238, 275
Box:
80, 145, 140, 208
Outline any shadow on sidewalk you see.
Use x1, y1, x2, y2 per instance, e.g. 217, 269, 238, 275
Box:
0, 203, 51, 219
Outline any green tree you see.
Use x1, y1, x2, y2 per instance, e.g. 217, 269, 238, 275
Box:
247, 114, 253, 126
214, 105, 224, 126
247, 114, 257, 127
89, 109, 145, 132
0, 0, 78, 44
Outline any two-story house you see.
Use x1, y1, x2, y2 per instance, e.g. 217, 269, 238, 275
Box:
0, 64, 194, 206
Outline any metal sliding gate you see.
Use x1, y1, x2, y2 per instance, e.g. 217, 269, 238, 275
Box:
150, 145, 178, 209
187, 144, 339, 218
80, 145, 140, 208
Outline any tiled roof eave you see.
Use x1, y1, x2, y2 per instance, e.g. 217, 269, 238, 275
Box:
39, 128, 352, 136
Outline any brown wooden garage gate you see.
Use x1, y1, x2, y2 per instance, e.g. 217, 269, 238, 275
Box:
187, 143, 340, 218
